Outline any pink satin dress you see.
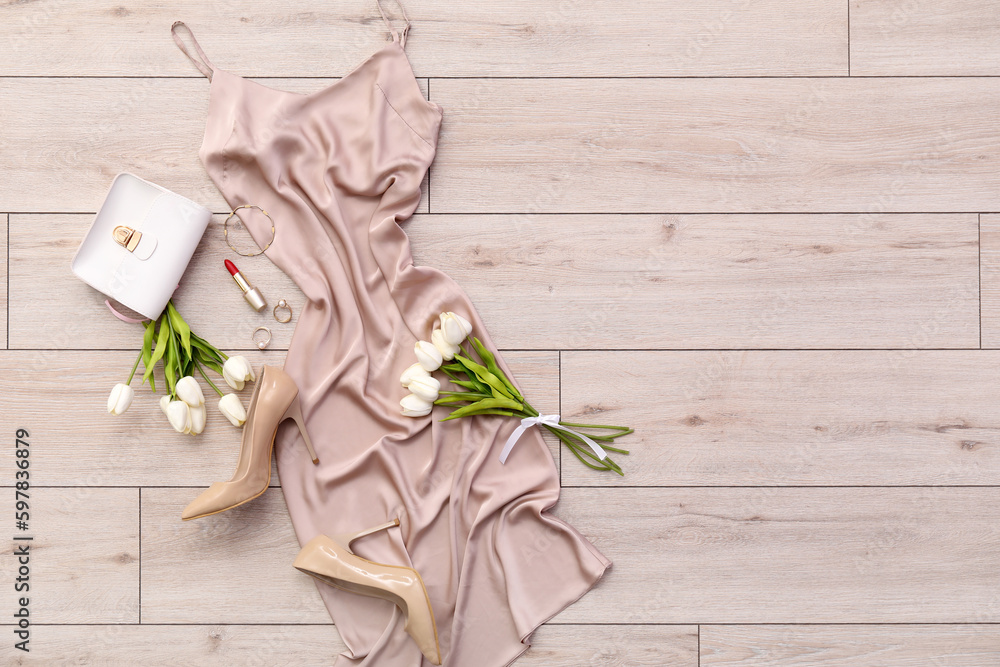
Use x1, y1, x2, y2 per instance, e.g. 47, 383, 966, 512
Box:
172, 7, 609, 664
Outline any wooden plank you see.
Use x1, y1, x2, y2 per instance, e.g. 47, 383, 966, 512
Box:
0, 488, 138, 623
520, 625, 698, 666
18, 213, 980, 350
980, 214, 1000, 348
560, 350, 1000, 486
0, 0, 847, 77
1, 214, 6, 349
2, 624, 696, 666
429, 77, 1000, 213
701, 625, 1000, 666
0, 78, 428, 214
5, 625, 345, 666
0, 350, 558, 486
555, 487, 1000, 623
141, 487, 1000, 624
408, 213, 979, 349
852, 1, 1000, 76
140, 487, 329, 623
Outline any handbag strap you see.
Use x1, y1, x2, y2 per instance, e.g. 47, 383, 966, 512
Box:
104, 283, 180, 323
105, 300, 149, 323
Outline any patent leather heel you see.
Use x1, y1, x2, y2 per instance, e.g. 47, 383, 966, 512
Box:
294, 519, 442, 665
285, 393, 319, 465
181, 365, 319, 521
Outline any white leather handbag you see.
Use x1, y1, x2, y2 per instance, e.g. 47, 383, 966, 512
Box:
71, 173, 211, 320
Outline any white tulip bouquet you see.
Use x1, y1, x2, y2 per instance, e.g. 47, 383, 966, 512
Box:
107, 300, 256, 434
401, 312, 632, 475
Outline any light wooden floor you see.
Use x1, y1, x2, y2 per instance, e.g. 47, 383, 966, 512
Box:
3, 1, 1000, 664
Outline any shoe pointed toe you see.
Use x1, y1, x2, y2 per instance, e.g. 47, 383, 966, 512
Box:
181, 482, 231, 520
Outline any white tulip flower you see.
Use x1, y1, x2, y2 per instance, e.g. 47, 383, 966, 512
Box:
414, 340, 443, 372
175, 376, 205, 407
408, 375, 440, 402
222, 356, 256, 391
166, 400, 193, 434
219, 393, 247, 427
431, 328, 460, 361
159, 394, 171, 417
400, 362, 431, 388
400, 393, 433, 417
107, 383, 135, 416
189, 404, 207, 435
439, 312, 473, 345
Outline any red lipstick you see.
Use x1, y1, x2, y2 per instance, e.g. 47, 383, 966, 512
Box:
225, 259, 267, 312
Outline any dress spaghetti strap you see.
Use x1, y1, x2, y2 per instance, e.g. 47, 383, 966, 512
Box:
171, 21, 215, 80
375, 0, 412, 48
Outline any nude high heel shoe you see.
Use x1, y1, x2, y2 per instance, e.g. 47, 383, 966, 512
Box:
293, 519, 442, 665
181, 365, 319, 521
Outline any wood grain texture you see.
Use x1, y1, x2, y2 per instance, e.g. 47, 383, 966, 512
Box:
429, 77, 1000, 213
851, 1, 1000, 76
701, 625, 1000, 666
1, 214, 6, 349
5, 625, 346, 666
0, 0, 847, 77
521, 624, 698, 666
144, 487, 1000, 625
0, 350, 558, 485
2, 624, 697, 666
408, 213, 979, 349
21, 212, 980, 351
140, 487, 329, 623
0, 489, 138, 624
560, 350, 1000, 486
555, 487, 1000, 624
980, 214, 1000, 347
0, 78, 428, 214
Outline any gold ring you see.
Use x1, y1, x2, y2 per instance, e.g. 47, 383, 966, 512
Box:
224, 204, 275, 257
273, 299, 293, 323
252, 326, 272, 350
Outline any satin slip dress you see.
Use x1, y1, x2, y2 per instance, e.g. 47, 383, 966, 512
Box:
172, 6, 610, 665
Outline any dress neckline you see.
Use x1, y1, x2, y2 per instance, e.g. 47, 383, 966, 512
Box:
199, 37, 441, 160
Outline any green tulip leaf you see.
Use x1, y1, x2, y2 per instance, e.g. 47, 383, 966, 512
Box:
143, 314, 170, 385
453, 354, 514, 400
448, 379, 481, 391
471, 337, 523, 401
195, 348, 224, 376
166, 301, 192, 360
141, 320, 156, 392
440, 396, 522, 421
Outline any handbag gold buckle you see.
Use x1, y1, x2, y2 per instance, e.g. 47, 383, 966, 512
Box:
112, 225, 142, 252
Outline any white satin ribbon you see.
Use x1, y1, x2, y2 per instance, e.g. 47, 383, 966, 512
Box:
499, 414, 608, 464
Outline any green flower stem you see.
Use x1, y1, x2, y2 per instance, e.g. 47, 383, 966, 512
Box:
194, 359, 225, 397
544, 424, 624, 476
572, 435, 624, 474
549, 427, 619, 474
558, 421, 633, 432
125, 349, 143, 385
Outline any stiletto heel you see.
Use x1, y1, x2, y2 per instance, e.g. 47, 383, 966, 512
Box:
285, 394, 320, 465
182, 365, 319, 521
334, 517, 400, 550
294, 519, 442, 665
